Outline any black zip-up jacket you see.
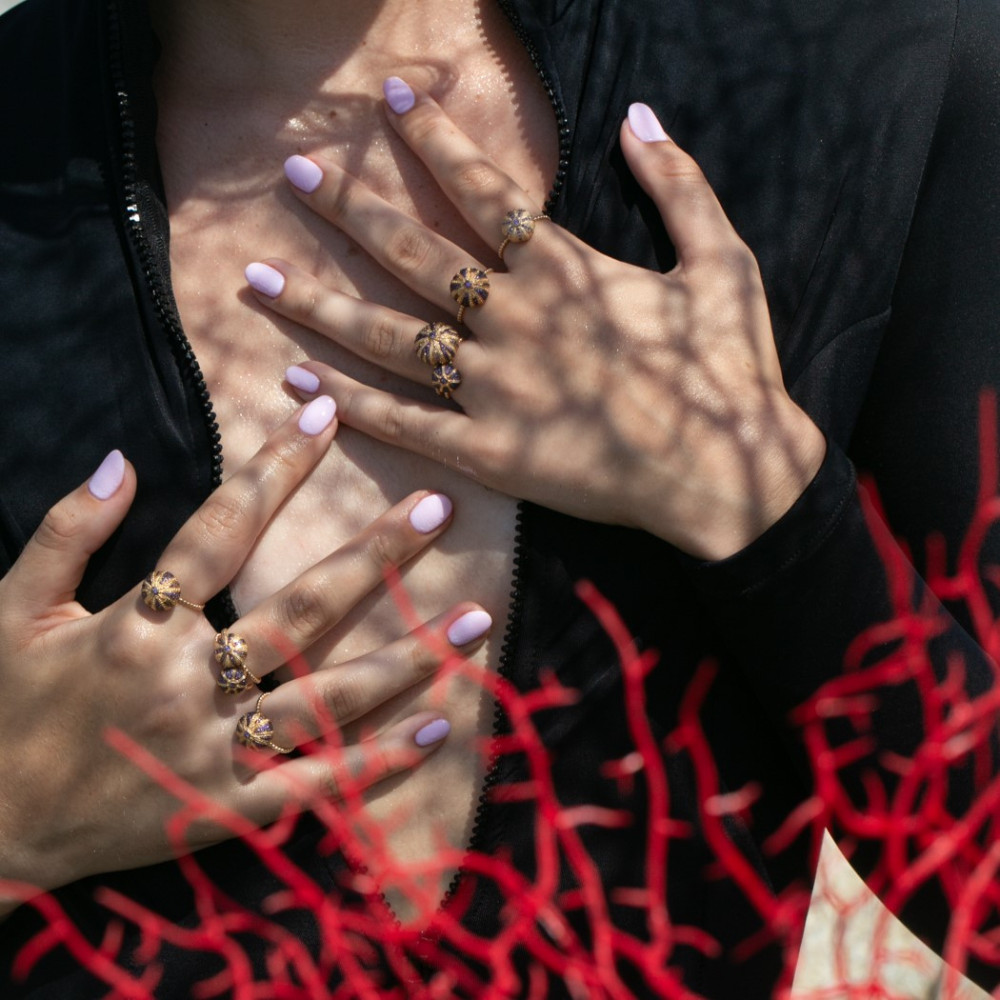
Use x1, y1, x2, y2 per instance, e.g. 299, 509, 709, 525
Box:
2, 0, 1000, 995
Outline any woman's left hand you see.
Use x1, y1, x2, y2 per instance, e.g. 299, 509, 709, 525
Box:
246, 81, 825, 561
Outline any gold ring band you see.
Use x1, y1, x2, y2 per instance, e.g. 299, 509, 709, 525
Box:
414, 322, 463, 399
450, 266, 491, 326
141, 570, 205, 613
497, 209, 549, 262
215, 630, 261, 694
235, 693, 292, 754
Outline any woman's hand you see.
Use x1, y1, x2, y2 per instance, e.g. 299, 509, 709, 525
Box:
0, 396, 488, 913
245, 84, 825, 560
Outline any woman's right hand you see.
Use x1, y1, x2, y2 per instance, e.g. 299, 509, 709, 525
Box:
0, 396, 486, 914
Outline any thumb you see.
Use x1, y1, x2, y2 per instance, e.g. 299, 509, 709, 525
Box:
620, 104, 744, 263
4, 450, 137, 620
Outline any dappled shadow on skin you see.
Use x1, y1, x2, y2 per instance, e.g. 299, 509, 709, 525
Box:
7, 437, 1000, 996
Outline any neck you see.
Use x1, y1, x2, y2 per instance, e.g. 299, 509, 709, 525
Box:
148, 0, 481, 96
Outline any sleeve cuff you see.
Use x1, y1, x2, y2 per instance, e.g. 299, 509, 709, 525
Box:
689, 439, 857, 599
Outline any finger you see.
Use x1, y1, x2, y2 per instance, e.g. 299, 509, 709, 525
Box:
283, 153, 489, 317
283, 362, 481, 477
381, 78, 548, 259
225, 492, 461, 679
152, 396, 338, 608
620, 105, 744, 263
241, 711, 452, 821
3, 450, 137, 619
245, 259, 462, 387
261, 605, 491, 744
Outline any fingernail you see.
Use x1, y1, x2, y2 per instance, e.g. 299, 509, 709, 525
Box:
414, 718, 450, 747
408, 493, 453, 533
383, 76, 415, 115
447, 610, 493, 646
284, 155, 324, 193
286, 365, 320, 394
627, 103, 670, 143
88, 449, 125, 500
298, 395, 337, 435
245, 262, 285, 298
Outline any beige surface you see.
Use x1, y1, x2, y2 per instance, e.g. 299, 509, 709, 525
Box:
792, 833, 991, 1000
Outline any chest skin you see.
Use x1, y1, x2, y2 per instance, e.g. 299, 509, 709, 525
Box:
150, 1, 558, 920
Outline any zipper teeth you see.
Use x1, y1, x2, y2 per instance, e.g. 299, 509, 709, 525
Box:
434, 1, 571, 918
106, 0, 225, 492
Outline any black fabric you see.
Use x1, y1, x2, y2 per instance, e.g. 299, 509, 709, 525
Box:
1, 0, 999, 995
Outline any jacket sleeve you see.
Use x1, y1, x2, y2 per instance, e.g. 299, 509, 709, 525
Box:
689, 0, 1000, 984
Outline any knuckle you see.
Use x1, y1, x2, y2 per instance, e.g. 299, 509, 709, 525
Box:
360, 313, 401, 362
193, 493, 247, 544
319, 765, 344, 801
278, 578, 331, 640
322, 678, 361, 724
259, 432, 308, 481
407, 109, 450, 148
363, 528, 400, 573
326, 175, 358, 222
452, 161, 501, 200
370, 397, 406, 441
384, 226, 436, 276
33, 502, 85, 554
358, 739, 395, 783
404, 637, 437, 683
296, 281, 322, 324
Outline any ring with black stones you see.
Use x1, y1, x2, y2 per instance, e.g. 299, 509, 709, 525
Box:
414, 321, 462, 367
235, 692, 292, 754
449, 266, 491, 325
141, 570, 205, 613
214, 630, 261, 694
431, 364, 462, 399
497, 209, 550, 262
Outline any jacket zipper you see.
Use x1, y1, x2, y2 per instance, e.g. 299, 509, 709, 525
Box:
104, 0, 572, 942
106, 0, 236, 628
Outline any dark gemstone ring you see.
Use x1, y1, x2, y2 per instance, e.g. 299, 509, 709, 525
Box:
235, 693, 292, 754
141, 570, 205, 613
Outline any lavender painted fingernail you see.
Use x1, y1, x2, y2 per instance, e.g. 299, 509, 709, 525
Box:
408, 493, 453, 533
414, 718, 450, 747
88, 449, 125, 500
383, 76, 415, 115
298, 395, 337, 435
286, 365, 321, 394
627, 103, 671, 143
447, 610, 493, 646
284, 155, 324, 194
245, 262, 285, 298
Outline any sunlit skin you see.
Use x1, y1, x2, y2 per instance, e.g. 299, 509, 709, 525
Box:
149, 0, 557, 920
1, 1, 997, 993
0, 0, 826, 935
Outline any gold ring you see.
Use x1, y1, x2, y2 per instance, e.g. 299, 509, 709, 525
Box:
414, 321, 462, 367
431, 364, 462, 399
414, 322, 463, 399
141, 570, 205, 612
497, 209, 549, 262
235, 693, 292, 754
450, 266, 491, 325
214, 631, 262, 694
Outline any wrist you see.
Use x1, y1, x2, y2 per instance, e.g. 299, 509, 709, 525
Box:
638, 400, 827, 561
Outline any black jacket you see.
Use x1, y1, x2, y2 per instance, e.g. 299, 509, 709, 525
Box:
1, 0, 999, 996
